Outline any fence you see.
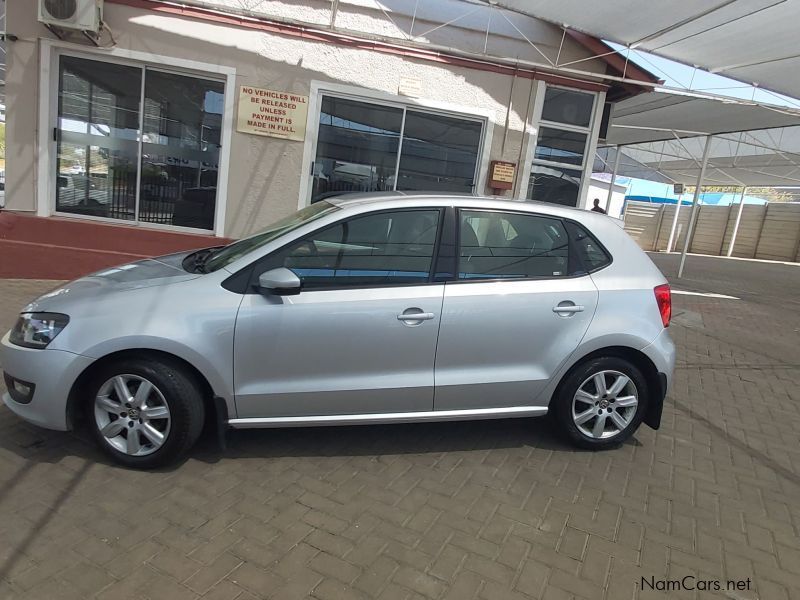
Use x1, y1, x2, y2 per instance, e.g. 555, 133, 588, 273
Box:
622, 200, 800, 262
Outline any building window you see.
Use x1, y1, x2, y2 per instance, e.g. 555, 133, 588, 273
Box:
527, 85, 596, 207
55, 55, 225, 231
310, 95, 483, 202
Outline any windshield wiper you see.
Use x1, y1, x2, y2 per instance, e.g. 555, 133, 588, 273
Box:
183, 248, 218, 274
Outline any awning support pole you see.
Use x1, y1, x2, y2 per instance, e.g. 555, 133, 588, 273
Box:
666, 186, 681, 253
606, 146, 621, 209
726, 186, 747, 257
678, 135, 712, 278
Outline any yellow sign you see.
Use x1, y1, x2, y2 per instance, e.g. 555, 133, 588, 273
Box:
237, 86, 308, 141
492, 162, 515, 183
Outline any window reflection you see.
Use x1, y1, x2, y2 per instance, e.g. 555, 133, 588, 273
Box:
312, 97, 403, 202
141, 70, 224, 230
396, 111, 481, 193
541, 87, 594, 127
534, 128, 587, 166
55, 56, 225, 230
56, 56, 141, 219
527, 164, 582, 207
311, 96, 484, 202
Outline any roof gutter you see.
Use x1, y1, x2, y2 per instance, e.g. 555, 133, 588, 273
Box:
107, 0, 658, 93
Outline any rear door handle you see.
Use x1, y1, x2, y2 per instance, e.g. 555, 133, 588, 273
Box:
397, 312, 435, 321
553, 305, 584, 314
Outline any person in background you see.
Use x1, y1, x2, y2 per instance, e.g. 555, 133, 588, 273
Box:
591, 198, 607, 214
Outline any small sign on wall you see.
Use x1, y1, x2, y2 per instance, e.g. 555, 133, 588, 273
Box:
489, 160, 516, 190
237, 86, 309, 141
673, 183, 684, 194
398, 76, 422, 97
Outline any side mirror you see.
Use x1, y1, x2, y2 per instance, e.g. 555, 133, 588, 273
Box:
257, 267, 301, 296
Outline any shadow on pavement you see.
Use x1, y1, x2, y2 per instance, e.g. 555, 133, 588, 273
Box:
0, 415, 650, 473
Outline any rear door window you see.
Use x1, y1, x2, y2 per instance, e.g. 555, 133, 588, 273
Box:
564, 221, 612, 272
458, 210, 570, 280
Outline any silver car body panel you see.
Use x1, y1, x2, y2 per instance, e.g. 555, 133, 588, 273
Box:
234, 284, 445, 417
1, 332, 94, 431
1, 193, 674, 433
435, 276, 598, 410
15, 253, 241, 417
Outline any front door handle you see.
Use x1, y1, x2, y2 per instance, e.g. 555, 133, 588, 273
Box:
397, 312, 435, 321
553, 304, 584, 314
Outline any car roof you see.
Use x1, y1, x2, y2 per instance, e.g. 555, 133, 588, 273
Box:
325, 191, 601, 223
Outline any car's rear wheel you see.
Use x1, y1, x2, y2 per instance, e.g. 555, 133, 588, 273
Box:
553, 356, 648, 449
87, 357, 205, 468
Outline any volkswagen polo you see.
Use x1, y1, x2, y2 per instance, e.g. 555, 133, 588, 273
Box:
2, 194, 674, 468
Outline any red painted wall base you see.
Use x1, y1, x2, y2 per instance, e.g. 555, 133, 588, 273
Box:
0, 212, 229, 280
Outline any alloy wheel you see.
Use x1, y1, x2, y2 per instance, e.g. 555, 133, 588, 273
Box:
94, 374, 171, 456
571, 369, 638, 439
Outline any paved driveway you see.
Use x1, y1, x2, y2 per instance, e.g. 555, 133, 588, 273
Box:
0, 254, 799, 600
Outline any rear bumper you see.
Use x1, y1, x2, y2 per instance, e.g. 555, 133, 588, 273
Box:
641, 328, 675, 429
1, 332, 94, 431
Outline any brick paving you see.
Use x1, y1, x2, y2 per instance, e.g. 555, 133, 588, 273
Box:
0, 253, 799, 599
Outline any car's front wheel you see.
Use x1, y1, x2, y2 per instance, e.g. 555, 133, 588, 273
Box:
553, 356, 648, 450
86, 357, 205, 468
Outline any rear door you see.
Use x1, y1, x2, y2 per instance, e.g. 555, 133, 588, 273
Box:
434, 209, 598, 410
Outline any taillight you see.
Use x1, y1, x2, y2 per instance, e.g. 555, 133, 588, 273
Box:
654, 284, 671, 328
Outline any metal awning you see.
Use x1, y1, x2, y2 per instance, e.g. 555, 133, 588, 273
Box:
596, 90, 800, 187
604, 91, 800, 146
475, 0, 800, 100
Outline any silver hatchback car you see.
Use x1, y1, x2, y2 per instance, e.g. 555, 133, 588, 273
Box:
2, 194, 674, 468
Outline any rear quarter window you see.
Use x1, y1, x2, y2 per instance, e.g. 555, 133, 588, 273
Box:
565, 221, 612, 272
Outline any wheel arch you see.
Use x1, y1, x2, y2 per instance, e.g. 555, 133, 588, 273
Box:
550, 345, 665, 429
66, 348, 218, 430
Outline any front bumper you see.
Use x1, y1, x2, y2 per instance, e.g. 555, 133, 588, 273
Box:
1, 331, 94, 431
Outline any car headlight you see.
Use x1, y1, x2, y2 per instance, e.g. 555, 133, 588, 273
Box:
9, 312, 70, 349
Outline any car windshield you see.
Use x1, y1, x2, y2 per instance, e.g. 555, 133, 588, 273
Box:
203, 201, 339, 272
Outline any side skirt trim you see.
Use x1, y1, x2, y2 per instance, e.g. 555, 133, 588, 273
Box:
228, 406, 548, 429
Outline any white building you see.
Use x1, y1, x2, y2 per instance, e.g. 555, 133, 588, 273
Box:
3, 0, 657, 257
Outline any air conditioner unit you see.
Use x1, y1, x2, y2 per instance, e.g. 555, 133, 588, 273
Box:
39, 0, 103, 33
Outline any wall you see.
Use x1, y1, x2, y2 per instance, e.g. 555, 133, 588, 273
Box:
721, 205, 766, 259
200, 0, 608, 76
6, 0, 613, 240
623, 201, 800, 262
620, 202, 661, 251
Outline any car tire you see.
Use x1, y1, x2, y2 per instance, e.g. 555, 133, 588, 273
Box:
86, 357, 205, 469
552, 356, 648, 450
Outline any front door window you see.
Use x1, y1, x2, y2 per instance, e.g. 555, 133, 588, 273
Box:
256, 209, 442, 289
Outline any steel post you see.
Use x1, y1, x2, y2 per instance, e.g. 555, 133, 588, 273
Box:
678, 135, 712, 278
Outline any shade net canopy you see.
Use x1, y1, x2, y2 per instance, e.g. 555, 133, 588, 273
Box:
478, 0, 800, 100
595, 90, 800, 187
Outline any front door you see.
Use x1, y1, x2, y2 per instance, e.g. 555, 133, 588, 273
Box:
233, 208, 445, 418
434, 209, 599, 410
